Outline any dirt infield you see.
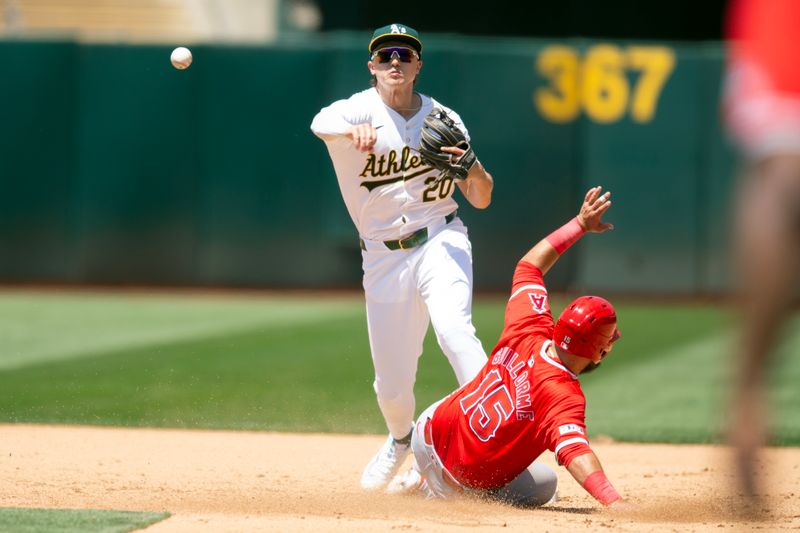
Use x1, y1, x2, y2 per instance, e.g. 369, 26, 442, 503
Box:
0, 425, 797, 532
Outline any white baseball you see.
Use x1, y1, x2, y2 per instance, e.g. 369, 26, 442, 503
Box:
170, 47, 192, 70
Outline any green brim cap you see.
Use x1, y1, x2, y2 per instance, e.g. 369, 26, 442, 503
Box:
369, 23, 422, 54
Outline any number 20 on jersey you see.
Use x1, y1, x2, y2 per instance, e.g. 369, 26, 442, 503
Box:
534, 44, 676, 124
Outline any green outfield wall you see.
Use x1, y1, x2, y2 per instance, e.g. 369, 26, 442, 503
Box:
0, 35, 738, 292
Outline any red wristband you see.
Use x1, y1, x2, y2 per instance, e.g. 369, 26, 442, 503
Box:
545, 217, 585, 254
582, 471, 621, 506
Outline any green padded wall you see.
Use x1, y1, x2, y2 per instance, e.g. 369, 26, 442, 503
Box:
0, 36, 737, 292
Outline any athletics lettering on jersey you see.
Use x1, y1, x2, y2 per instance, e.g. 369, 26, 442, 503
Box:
359, 147, 424, 178
359, 147, 432, 191
360, 168, 432, 191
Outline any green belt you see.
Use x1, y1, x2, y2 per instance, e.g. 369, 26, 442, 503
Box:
361, 210, 458, 251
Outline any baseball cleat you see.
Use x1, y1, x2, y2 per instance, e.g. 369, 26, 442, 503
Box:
360, 435, 411, 490
386, 467, 423, 495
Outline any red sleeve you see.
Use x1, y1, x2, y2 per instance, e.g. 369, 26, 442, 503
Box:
540, 383, 590, 467
503, 261, 554, 338
557, 441, 593, 468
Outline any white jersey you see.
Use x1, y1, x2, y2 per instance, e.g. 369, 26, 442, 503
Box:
311, 88, 468, 241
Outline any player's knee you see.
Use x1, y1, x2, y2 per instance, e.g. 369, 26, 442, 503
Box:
437, 325, 480, 354
495, 463, 558, 507
375, 383, 414, 411
530, 464, 559, 505
374, 381, 412, 406
437, 327, 486, 383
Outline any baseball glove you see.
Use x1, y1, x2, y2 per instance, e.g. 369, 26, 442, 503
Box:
418, 108, 477, 181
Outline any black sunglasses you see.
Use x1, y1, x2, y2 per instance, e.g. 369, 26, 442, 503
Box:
371, 47, 419, 63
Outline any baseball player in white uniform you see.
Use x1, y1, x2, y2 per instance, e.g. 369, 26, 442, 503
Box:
310, 23, 494, 490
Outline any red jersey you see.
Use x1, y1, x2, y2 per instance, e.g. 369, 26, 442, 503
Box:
724, 0, 800, 153
430, 261, 591, 490
727, 0, 800, 94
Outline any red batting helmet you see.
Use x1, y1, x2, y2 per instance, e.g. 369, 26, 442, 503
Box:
553, 296, 620, 359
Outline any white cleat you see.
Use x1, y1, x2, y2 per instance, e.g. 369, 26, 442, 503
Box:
387, 468, 423, 495
360, 435, 411, 490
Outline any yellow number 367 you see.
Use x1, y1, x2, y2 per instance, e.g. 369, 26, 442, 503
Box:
534, 44, 675, 124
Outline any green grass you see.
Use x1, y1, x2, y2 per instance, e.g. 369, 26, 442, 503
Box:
0, 290, 798, 444
0, 508, 169, 533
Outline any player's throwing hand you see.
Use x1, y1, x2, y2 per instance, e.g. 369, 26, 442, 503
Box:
578, 186, 615, 234
346, 123, 379, 153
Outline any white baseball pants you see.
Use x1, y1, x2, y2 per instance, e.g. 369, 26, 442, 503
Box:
361, 218, 487, 439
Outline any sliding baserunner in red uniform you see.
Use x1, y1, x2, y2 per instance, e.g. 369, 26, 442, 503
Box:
389, 186, 627, 508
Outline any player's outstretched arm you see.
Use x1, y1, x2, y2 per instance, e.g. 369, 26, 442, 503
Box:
310, 102, 353, 140
522, 186, 614, 275
565, 451, 623, 507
